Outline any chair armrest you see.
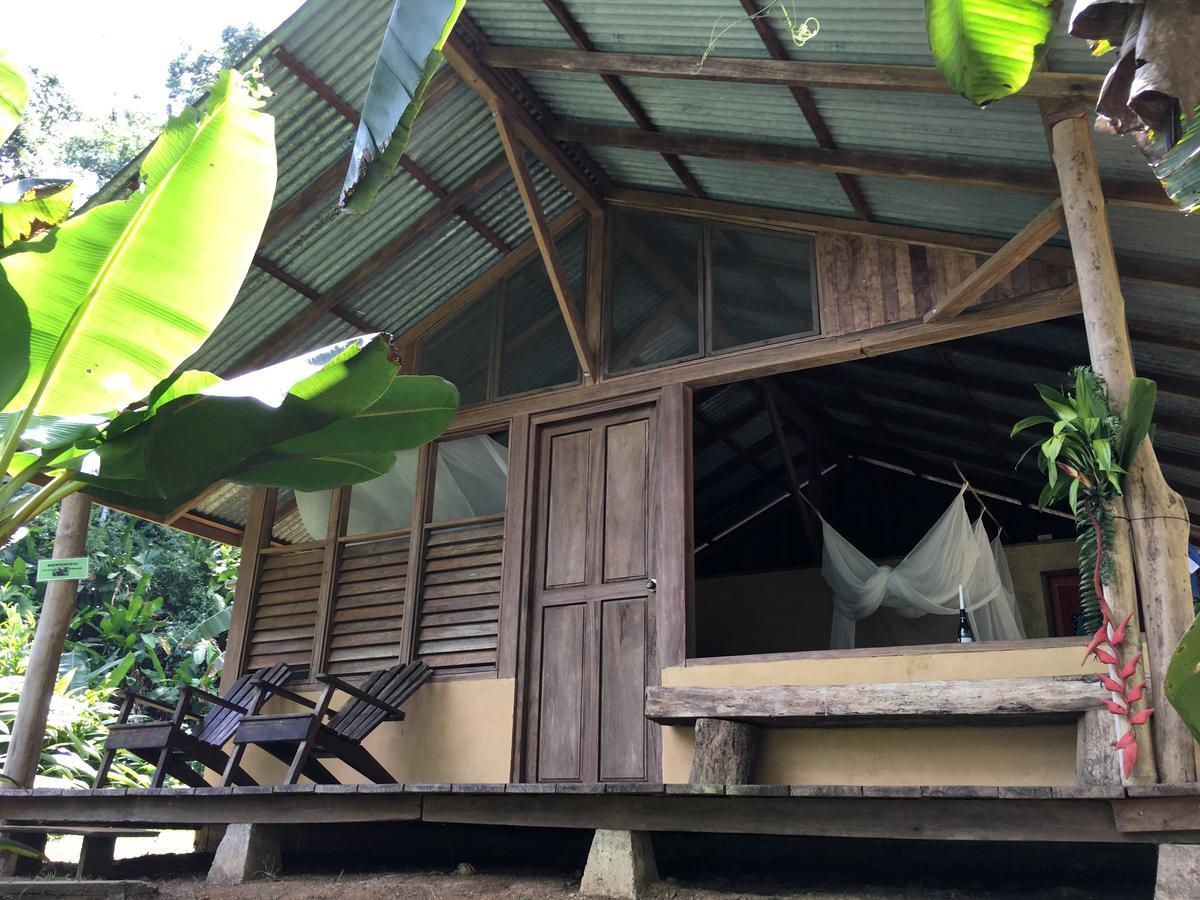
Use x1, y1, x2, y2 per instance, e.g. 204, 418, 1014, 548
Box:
250, 680, 320, 712
185, 686, 247, 714
118, 689, 201, 722
315, 673, 405, 720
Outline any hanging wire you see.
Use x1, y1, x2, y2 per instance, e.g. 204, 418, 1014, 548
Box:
697, 0, 820, 71
953, 462, 1006, 536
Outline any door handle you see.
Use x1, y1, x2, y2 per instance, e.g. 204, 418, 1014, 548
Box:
645, 579, 657, 592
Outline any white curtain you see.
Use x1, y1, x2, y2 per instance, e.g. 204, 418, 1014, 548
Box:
821, 490, 1026, 649
296, 434, 509, 539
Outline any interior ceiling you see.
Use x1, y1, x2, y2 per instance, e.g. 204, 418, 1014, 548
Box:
84, 0, 1199, 543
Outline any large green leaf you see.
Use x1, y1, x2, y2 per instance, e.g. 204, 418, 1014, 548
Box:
1116, 377, 1157, 468
0, 179, 74, 247
0, 69, 276, 418
0, 265, 28, 412
1144, 106, 1200, 214
1167, 612, 1200, 743
339, 0, 466, 213
925, 0, 1054, 106
233, 450, 398, 490
0, 52, 27, 146
84, 336, 399, 502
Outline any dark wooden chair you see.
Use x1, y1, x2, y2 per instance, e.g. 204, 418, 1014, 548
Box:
93, 662, 295, 788
223, 660, 432, 786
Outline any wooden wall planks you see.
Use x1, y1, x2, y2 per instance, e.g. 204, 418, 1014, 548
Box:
815, 233, 1074, 333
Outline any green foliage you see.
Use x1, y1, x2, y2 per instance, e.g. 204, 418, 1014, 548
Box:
61, 109, 157, 185
1139, 104, 1200, 215
1012, 367, 1157, 632
0, 67, 79, 183
925, 0, 1054, 106
0, 177, 73, 246
1167, 608, 1200, 743
0, 52, 28, 146
341, 0, 466, 212
166, 25, 264, 113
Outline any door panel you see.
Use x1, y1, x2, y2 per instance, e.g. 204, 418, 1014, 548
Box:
598, 596, 648, 781
544, 430, 591, 588
525, 402, 661, 783
602, 420, 649, 583
536, 602, 588, 781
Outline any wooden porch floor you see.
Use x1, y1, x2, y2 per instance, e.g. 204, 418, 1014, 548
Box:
3, 783, 1198, 845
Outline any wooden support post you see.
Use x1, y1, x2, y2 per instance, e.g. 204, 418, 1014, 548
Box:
689, 718, 759, 785
757, 379, 821, 550
221, 487, 277, 691
494, 111, 598, 384
1076, 708, 1122, 786
0, 491, 90, 875
1051, 111, 1194, 784
924, 200, 1066, 322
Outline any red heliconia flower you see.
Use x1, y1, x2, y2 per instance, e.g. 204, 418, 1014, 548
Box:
1124, 680, 1147, 704
1120, 653, 1143, 680
1083, 627, 1112, 665
1114, 730, 1135, 750
1109, 611, 1134, 647
1103, 698, 1129, 716
1099, 673, 1124, 692
1129, 707, 1155, 726
1094, 646, 1119, 666
1098, 597, 1117, 628
1122, 739, 1138, 779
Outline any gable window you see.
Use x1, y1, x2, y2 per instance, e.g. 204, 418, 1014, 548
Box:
606, 210, 817, 374
415, 219, 588, 406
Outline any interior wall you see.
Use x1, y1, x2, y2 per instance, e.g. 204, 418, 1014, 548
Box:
693, 538, 1077, 656
229, 677, 516, 786
662, 641, 1101, 785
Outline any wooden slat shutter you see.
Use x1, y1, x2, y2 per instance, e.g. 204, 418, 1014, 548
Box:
245, 547, 322, 670
413, 516, 504, 673
324, 534, 410, 677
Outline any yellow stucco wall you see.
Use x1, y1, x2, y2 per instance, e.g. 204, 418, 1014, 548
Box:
234, 677, 516, 786
661, 642, 1102, 786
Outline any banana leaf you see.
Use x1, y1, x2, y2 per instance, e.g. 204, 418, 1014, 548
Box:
339, 0, 466, 213
1145, 107, 1200, 214
0, 267, 28, 412
0, 69, 276, 418
1167, 612, 1200, 742
0, 179, 74, 247
0, 837, 44, 861
0, 53, 27, 145
925, 0, 1054, 106
179, 606, 232, 644
80, 337, 458, 513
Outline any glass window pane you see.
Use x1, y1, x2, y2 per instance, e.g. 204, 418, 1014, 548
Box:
710, 226, 816, 352
606, 211, 700, 374
294, 451, 420, 539
498, 222, 585, 397
432, 430, 509, 521
418, 288, 497, 406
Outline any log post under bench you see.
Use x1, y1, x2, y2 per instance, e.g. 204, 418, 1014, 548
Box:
689, 718, 760, 785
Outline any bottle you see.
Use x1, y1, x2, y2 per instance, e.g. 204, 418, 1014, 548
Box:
958, 584, 974, 643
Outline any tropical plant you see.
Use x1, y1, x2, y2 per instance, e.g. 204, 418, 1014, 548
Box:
340, 0, 467, 212
1012, 366, 1157, 777
924, 0, 1054, 106
0, 58, 459, 546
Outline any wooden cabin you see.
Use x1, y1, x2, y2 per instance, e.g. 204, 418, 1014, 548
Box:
16, 0, 1200, 890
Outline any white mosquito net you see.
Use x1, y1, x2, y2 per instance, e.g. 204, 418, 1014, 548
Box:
821, 489, 1027, 650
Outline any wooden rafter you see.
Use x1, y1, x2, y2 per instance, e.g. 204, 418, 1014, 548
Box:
738, 0, 872, 221
554, 122, 1170, 210
494, 112, 597, 383
607, 188, 1200, 290
756, 377, 821, 547
925, 200, 1067, 322
443, 29, 604, 213
230, 152, 512, 374
480, 46, 1103, 101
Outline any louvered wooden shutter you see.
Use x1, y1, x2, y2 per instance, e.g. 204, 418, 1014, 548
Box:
245, 547, 321, 671
324, 533, 409, 677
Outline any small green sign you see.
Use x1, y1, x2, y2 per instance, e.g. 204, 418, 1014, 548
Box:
36, 557, 89, 582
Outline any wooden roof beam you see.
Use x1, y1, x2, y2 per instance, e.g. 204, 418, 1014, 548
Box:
738, 0, 872, 221
494, 112, 597, 383
757, 378, 821, 546
925, 200, 1066, 322
230, 152, 512, 374
480, 46, 1103, 101
607, 187, 1199, 290
444, 29, 604, 213
555, 122, 1170, 210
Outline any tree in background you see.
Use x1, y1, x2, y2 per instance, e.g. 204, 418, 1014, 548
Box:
0, 69, 79, 181
166, 25, 264, 114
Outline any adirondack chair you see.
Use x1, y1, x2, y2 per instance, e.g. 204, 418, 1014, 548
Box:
223, 660, 432, 786
94, 662, 295, 788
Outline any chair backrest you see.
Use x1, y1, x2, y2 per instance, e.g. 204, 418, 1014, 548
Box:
327, 660, 432, 744
197, 662, 294, 747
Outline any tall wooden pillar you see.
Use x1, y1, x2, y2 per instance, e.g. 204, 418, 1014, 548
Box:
1051, 111, 1197, 784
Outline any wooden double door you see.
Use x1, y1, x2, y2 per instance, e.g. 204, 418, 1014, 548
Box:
522, 402, 663, 784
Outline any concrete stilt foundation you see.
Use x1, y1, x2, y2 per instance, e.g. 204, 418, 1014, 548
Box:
1155, 844, 1200, 899
580, 829, 658, 899
207, 823, 281, 885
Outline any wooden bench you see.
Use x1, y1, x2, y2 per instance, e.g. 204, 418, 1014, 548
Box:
645, 674, 1119, 787
0, 824, 159, 877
